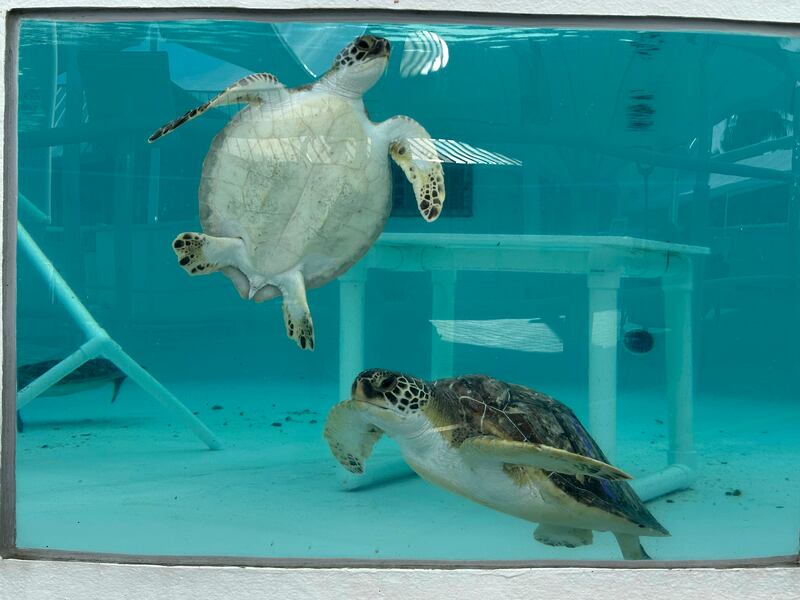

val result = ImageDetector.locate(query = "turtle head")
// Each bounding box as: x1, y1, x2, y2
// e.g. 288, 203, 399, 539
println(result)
320, 35, 391, 98
351, 369, 432, 430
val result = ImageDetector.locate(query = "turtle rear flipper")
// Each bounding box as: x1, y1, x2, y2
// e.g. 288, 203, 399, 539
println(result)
275, 271, 315, 351
148, 73, 287, 142
324, 400, 384, 474
614, 533, 652, 560
458, 436, 632, 480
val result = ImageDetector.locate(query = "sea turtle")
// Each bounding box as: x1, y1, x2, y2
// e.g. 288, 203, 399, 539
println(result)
148, 35, 445, 350
16, 358, 127, 432
325, 369, 670, 560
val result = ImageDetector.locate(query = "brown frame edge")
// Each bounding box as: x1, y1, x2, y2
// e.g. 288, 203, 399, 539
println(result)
0, 5, 799, 570
6, 548, 800, 569
0, 8, 19, 560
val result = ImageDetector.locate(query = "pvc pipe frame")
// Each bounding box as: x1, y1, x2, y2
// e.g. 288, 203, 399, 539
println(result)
15, 223, 222, 450
338, 235, 702, 500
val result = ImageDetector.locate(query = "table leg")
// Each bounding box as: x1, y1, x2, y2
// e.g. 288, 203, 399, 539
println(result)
663, 259, 697, 470
588, 273, 620, 462
339, 267, 367, 401
431, 270, 457, 380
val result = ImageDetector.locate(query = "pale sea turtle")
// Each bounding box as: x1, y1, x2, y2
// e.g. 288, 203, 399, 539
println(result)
325, 370, 670, 560
148, 35, 445, 350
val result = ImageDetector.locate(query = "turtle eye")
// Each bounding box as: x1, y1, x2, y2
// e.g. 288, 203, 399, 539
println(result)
375, 374, 396, 392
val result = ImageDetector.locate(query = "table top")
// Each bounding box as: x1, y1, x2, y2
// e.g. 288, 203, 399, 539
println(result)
375, 233, 710, 256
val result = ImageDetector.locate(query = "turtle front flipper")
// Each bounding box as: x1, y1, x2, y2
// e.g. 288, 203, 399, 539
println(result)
172, 232, 246, 276
275, 271, 315, 351
380, 116, 445, 222
324, 400, 384, 475
534, 524, 593, 549
148, 72, 287, 142
458, 436, 632, 481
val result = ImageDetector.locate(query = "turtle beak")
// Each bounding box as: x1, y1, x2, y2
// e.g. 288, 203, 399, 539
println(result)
352, 378, 374, 400
351, 378, 393, 411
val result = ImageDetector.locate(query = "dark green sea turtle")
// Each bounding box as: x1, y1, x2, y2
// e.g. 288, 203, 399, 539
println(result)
16, 358, 127, 432
325, 370, 669, 560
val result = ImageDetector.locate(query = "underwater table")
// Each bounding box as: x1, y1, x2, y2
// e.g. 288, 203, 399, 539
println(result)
338, 233, 710, 502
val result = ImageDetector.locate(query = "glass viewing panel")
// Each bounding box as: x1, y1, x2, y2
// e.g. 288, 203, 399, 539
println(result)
12, 18, 800, 561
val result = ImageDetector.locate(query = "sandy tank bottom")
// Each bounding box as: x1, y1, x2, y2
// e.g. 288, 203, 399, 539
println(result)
13, 375, 799, 560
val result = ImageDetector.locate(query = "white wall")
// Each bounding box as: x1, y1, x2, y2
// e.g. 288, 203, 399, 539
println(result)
1, 2, 798, 599
1, 562, 800, 600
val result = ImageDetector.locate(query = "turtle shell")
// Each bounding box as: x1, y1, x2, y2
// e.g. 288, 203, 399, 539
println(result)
432, 375, 668, 535
17, 358, 126, 397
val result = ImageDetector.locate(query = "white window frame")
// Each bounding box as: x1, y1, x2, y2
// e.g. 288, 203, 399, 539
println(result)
1, 2, 798, 598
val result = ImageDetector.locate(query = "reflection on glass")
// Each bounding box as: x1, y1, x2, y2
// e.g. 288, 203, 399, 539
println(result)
429, 138, 522, 166
431, 318, 564, 353
13, 19, 800, 562
400, 30, 449, 78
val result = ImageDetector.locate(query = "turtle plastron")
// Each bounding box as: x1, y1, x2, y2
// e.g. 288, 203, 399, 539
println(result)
149, 36, 445, 350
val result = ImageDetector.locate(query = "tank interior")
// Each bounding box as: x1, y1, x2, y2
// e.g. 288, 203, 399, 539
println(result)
13, 20, 800, 560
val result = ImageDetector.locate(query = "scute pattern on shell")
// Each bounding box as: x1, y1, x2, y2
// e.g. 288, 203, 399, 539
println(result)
429, 375, 669, 535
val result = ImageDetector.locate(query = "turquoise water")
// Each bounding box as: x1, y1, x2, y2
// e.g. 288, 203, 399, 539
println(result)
13, 19, 800, 561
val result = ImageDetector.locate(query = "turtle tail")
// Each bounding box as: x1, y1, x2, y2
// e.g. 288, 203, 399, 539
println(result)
614, 533, 652, 560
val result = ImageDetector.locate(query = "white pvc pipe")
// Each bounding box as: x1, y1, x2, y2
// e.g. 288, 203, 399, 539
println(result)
17, 223, 104, 340
18, 194, 49, 224
15, 337, 101, 410
98, 337, 222, 450
587, 273, 620, 463
630, 464, 695, 502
